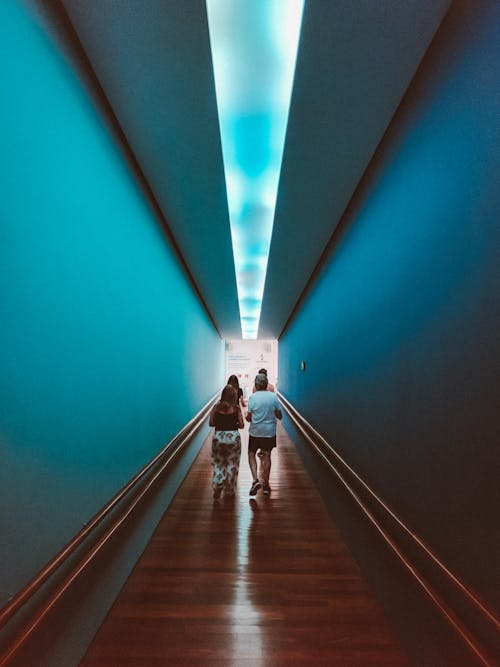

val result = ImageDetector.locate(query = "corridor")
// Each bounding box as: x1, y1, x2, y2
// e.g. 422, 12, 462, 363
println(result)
1, 0, 499, 665
80, 423, 409, 666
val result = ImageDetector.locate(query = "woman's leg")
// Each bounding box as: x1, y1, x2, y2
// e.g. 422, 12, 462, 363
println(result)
211, 437, 225, 498
224, 439, 241, 495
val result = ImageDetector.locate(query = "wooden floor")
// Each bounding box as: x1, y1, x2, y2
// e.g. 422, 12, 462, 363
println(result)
81, 422, 410, 666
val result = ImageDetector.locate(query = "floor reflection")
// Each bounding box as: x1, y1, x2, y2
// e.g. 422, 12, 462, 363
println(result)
81, 423, 409, 666
226, 424, 285, 665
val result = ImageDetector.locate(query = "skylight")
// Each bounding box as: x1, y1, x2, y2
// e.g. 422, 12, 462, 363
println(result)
206, 0, 304, 339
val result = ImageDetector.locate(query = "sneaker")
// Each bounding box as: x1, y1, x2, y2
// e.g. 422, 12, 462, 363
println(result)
262, 483, 271, 495
249, 480, 262, 496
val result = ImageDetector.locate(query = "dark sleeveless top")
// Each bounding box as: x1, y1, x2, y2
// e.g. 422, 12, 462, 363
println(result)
213, 410, 239, 431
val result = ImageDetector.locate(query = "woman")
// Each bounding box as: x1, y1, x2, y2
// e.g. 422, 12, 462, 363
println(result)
209, 384, 244, 499
227, 374, 245, 407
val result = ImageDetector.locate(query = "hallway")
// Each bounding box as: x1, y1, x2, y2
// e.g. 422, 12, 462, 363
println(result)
81, 423, 409, 666
1, 1, 499, 665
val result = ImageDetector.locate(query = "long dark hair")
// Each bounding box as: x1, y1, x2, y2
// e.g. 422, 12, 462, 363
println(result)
219, 384, 237, 410
227, 374, 240, 390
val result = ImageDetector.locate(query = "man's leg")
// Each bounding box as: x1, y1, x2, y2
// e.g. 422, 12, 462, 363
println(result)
259, 450, 271, 486
248, 444, 262, 496
248, 449, 258, 482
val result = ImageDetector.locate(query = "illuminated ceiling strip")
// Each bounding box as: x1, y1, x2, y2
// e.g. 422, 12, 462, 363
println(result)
206, 0, 304, 338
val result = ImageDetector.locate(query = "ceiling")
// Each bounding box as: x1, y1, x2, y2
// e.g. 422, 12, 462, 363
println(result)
61, 0, 450, 340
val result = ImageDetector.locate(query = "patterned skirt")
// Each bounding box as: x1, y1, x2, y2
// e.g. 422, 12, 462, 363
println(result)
211, 430, 242, 495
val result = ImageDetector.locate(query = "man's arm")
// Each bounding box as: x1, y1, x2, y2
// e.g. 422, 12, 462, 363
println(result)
246, 395, 253, 422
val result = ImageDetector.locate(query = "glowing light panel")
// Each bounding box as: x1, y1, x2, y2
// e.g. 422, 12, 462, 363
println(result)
206, 0, 304, 338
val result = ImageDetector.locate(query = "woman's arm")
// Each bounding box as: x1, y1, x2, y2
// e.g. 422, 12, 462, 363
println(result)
238, 389, 247, 408
209, 403, 219, 427
236, 407, 244, 429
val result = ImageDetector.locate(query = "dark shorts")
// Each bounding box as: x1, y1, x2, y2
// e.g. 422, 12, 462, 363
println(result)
248, 435, 276, 453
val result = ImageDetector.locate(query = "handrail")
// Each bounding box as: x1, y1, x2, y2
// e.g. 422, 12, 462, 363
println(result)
0, 394, 217, 665
277, 391, 499, 667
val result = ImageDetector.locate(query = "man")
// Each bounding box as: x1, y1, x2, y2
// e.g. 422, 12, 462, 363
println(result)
246, 373, 282, 496
252, 368, 275, 392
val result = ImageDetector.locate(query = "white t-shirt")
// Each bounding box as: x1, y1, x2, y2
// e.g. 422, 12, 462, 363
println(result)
247, 390, 281, 438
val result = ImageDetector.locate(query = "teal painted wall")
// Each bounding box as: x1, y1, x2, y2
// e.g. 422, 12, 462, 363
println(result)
0, 0, 224, 603
279, 0, 499, 614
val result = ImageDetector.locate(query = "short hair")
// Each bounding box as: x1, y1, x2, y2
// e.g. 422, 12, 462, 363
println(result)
254, 373, 268, 390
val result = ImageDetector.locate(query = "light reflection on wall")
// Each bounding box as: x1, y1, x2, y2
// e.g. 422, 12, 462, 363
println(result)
206, 0, 304, 338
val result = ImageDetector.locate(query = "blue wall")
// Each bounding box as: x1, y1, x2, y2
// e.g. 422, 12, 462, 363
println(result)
0, 0, 224, 603
279, 0, 499, 611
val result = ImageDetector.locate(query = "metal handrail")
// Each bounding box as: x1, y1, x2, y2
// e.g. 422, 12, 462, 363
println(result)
0, 394, 217, 665
278, 391, 499, 667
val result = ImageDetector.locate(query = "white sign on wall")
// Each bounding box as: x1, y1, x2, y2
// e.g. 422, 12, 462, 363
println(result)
225, 339, 278, 399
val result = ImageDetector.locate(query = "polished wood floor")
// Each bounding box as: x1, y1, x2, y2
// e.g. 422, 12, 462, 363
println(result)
81, 422, 410, 666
